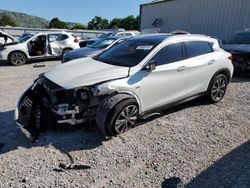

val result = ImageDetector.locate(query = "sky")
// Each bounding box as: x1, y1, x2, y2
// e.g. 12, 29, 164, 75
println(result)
0, 0, 151, 24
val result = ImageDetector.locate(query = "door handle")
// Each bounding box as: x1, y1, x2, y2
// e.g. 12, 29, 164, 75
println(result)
208, 60, 216, 65
177, 66, 186, 72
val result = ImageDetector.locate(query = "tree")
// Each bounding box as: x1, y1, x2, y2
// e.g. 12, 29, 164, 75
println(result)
119, 15, 139, 30
49, 17, 68, 29
0, 14, 16, 27
109, 18, 122, 29
71, 23, 86, 30
88, 16, 109, 30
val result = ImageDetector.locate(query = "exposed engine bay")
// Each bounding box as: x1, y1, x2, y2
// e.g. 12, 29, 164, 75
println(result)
15, 76, 104, 141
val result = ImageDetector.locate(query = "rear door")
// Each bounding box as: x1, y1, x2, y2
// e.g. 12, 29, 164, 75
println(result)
48, 34, 66, 56
139, 42, 188, 111
183, 41, 218, 96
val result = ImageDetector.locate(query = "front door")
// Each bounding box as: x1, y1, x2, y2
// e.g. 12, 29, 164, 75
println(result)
28, 35, 47, 58
138, 42, 188, 111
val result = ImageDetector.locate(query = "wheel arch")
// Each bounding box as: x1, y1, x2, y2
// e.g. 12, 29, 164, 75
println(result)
95, 93, 139, 136
8, 50, 28, 65
8, 50, 28, 61
62, 47, 73, 53
207, 68, 231, 91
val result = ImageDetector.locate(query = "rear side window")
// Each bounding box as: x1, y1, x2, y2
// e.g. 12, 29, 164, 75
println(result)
61, 34, 69, 40
151, 43, 183, 66
184, 41, 213, 59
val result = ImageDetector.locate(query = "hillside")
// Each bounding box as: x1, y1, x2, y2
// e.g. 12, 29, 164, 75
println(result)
0, 9, 80, 28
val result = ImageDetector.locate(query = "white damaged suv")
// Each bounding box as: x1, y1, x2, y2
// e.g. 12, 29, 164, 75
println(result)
0, 31, 80, 66
15, 34, 234, 141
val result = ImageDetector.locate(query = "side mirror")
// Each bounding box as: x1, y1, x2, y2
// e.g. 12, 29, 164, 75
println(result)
144, 60, 156, 71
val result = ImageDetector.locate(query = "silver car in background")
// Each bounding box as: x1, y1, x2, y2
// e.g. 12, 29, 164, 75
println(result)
15, 34, 233, 141
62, 37, 126, 63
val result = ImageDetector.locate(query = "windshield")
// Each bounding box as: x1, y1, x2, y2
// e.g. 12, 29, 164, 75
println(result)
98, 33, 112, 39
95, 39, 158, 67
89, 38, 116, 49
228, 33, 250, 44
18, 35, 34, 43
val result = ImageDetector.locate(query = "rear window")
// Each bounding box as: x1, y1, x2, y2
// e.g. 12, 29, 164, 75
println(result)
184, 41, 213, 59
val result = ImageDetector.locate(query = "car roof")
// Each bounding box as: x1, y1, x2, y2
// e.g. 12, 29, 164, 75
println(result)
127, 33, 217, 46
35, 31, 70, 35
234, 30, 250, 35
128, 34, 171, 44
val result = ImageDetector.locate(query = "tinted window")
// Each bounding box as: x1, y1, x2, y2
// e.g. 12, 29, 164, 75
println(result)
95, 40, 158, 67
48, 34, 61, 42
184, 41, 213, 59
61, 34, 69, 40
151, 43, 183, 66
89, 38, 116, 49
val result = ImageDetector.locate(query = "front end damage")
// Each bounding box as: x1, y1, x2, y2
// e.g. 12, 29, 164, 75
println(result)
15, 76, 104, 141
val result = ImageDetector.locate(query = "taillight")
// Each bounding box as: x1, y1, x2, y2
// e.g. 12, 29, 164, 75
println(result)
228, 55, 234, 62
74, 38, 80, 43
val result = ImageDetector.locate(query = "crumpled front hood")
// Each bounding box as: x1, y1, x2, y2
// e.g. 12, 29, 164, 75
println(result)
44, 57, 129, 89
222, 44, 250, 54
64, 47, 102, 60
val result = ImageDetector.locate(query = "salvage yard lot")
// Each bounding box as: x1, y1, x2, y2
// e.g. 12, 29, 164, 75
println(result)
0, 60, 249, 188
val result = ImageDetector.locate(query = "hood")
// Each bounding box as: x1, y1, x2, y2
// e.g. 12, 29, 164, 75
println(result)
222, 44, 250, 54
64, 47, 102, 61
0, 31, 18, 47
45, 57, 129, 89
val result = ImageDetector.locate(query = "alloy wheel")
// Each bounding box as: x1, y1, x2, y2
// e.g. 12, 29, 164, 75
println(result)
10, 52, 26, 65
211, 76, 227, 102
114, 105, 138, 134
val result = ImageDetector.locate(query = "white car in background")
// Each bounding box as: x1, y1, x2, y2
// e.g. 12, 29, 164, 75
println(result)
15, 34, 234, 141
0, 31, 80, 66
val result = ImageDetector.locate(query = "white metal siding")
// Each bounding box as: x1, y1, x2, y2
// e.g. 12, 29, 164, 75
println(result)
140, 0, 250, 40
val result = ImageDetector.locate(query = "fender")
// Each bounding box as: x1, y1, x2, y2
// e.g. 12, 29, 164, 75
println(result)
95, 93, 135, 136
207, 68, 232, 91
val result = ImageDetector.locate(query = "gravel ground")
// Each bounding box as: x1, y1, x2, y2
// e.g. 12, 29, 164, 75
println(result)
0, 61, 249, 188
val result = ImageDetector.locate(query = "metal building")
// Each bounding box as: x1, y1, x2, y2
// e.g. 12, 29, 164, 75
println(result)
140, 0, 250, 40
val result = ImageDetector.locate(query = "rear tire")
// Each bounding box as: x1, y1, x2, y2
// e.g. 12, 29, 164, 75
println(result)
105, 99, 139, 137
9, 52, 27, 66
207, 74, 228, 103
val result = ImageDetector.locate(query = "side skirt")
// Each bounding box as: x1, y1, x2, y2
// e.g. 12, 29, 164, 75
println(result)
141, 92, 207, 120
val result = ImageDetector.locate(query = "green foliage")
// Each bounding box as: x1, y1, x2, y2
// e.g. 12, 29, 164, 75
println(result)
88, 15, 139, 30
70, 23, 86, 30
119, 15, 139, 30
0, 14, 16, 26
88, 16, 109, 30
109, 18, 122, 29
49, 17, 68, 29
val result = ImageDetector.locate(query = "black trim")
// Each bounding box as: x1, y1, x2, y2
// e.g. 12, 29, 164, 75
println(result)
140, 0, 173, 7
141, 92, 206, 119
139, 5, 142, 31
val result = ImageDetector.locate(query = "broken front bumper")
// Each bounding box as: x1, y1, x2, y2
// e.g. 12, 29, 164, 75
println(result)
15, 77, 93, 141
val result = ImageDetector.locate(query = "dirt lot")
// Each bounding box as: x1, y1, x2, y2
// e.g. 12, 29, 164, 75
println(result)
0, 60, 249, 188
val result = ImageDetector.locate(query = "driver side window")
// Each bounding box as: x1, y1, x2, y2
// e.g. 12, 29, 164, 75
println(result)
151, 42, 183, 66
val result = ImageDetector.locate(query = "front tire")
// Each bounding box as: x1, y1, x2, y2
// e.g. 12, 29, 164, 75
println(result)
105, 99, 139, 137
9, 52, 27, 66
207, 74, 228, 103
